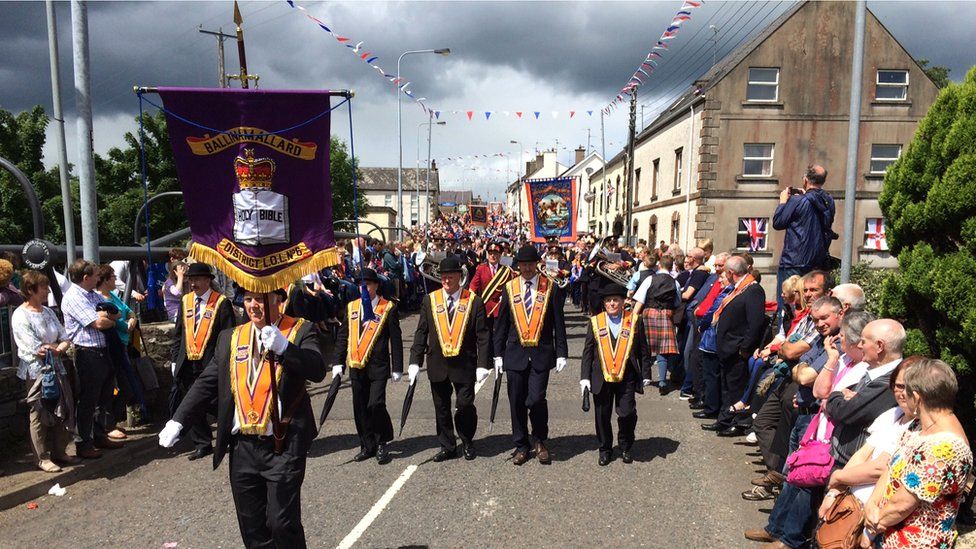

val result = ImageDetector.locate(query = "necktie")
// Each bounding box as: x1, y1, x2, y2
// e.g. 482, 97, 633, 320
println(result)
447, 295, 456, 320
491, 265, 496, 276
523, 280, 533, 316
194, 296, 203, 328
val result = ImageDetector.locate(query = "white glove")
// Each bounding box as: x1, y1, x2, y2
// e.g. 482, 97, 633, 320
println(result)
260, 325, 289, 355
171, 362, 176, 376
556, 357, 567, 373
407, 364, 421, 384
391, 372, 402, 382
158, 420, 183, 448
476, 367, 491, 383
579, 379, 591, 396
493, 356, 504, 375
331, 365, 343, 379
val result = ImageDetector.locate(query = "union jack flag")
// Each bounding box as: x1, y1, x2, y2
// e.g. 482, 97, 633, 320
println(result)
606, 182, 615, 197
740, 217, 767, 252
865, 218, 887, 250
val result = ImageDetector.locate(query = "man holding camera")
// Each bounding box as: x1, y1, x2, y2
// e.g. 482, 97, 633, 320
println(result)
772, 165, 837, 307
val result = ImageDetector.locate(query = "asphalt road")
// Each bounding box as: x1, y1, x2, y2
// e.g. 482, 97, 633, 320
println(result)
0, 307, 769, 548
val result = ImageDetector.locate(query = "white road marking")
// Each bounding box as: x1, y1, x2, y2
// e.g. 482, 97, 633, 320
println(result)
336, 464, 418, 549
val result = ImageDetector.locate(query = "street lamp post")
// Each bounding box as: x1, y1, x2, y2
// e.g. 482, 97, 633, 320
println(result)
417, 117, 446, 226
509, 139, 523, 235
397, 47, 450, 230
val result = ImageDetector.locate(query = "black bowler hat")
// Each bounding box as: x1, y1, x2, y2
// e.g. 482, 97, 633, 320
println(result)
514, 245, 541, 263
360, 268, 382, 283
185, 262, 215, 279
600, 283, 628, 299
439, 256, 464, 274
272, 288, 288, 299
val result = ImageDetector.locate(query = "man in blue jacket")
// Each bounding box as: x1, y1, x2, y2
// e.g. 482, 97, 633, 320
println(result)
772, 165, 837, 307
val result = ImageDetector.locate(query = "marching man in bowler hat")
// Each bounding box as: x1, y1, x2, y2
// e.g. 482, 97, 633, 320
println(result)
493, 245, 569, 465
160, 287, 325, 548
170, 262, 237, 461
331, 268, 403, 464
580, 282, 648, 466
408, 256, 491, 461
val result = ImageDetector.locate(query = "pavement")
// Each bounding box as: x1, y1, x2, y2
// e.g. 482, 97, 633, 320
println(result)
0, 307, 972, 548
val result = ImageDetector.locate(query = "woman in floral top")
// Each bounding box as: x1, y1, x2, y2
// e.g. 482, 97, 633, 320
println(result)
864, 358, 973, 548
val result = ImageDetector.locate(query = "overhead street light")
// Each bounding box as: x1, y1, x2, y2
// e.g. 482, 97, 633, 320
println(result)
417, 119, 446, 226
510, 140, 524, 229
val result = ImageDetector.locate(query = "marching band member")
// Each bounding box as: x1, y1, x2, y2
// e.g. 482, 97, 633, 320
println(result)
408, 257, 491, 461
170, 263, 237, 461
493, 245, 569, 465
160, 288, 325, 548
468, 241, 516, 345
332, 268, 403, 464
580, 283, 648, 466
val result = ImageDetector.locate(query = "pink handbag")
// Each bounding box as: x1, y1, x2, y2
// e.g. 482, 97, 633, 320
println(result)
786, 410, 835, 487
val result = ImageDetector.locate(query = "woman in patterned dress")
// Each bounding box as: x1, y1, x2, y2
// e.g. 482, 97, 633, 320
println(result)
864, 358, 973, 548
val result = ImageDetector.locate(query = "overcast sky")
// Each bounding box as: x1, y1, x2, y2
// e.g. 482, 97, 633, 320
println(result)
1, 0, 974, 202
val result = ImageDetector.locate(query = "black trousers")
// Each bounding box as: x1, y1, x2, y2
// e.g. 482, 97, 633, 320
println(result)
593, 379, 638, 454
754, 380, 798, 472
716, 354, 750, 429
74, 347, 115, 448
701, 351, 722, 416
349, 370, 393, 453
176, 360, 214, 450
429, 379, 477, 451
688, 329, 706, 397
506, 365, 550, 453
229, 436, 307, 549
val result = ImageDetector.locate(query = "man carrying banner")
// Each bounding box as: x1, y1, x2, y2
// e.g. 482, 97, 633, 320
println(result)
331, 268, 402, 464
468, 242, 515, 343
580, 283, 647, 466
170, 262, 237, 461
408, 257, 491, 461
160, 288, 324, 548
494, 245, 569, 465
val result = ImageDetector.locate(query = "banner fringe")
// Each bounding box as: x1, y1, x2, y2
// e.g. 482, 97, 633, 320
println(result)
189, 242, 341, 293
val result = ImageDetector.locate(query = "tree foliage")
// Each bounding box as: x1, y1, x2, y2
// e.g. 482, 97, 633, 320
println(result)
0, 106, 367, 250
879, 66, 976, 413
916, 58, 952, 90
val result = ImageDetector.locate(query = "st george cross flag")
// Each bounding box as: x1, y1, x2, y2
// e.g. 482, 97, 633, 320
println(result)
739, 218, 767, 252
157, 88, 341, 292
866, 218, 887, 250
525, 177, 578, 243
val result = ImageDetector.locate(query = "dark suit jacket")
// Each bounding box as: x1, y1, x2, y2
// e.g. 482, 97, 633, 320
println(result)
493, 279, 568, 371
408, 291, 490, 383
170, 294, 237, 375
715, 282, 767, 362
332, 300, 404, 380
173, 320, 326, 469
580, 315, 648, 396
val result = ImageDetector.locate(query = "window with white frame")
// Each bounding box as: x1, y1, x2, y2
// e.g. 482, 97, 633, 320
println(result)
670, 213, 680, 244
876, 70, 908, 101
634, 167, 641, 205
743, 143, 774, 177
384, 194, 393, 207
673, 148, 683, 192
870, 144, 902, 174
746, 68, 779, 102
864, 218, 888, 251
652, 158, 660, 198
737, 217, 769, 252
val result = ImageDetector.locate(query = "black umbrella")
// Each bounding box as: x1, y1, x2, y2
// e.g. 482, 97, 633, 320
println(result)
398, 379, 418, 438
488, 369, 503, 432
581, 387, 591, 412
317, 375, 343, 430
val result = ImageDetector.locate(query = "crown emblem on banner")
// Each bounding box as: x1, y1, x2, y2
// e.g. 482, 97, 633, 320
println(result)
235, 148, 276, 190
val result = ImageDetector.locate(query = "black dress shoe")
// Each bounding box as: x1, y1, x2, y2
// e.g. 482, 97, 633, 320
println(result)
717, 426, 748, 437
692, 411, 718, 419
354, 449, 376, 462
688, 400, 705, 410
187, 446, 213, 461
376, 444, 391, 465
432, 448, 458, 462
620, 450, 633, 464
658, 385, 672, 396
462, 442, 476, 461
598, 452, 612, 466
700, 422, 724, 431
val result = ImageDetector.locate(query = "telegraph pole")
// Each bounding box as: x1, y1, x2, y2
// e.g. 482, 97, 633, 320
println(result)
841, 0, 866, 283
199, 26, 235, 88
71, 0, 98, 262
624, 91, 637, 244
600, 111, 608, 235
46, 0, 76, 263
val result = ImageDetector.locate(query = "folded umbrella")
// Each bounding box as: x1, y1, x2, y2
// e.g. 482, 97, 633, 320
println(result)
582, 387, 591, 412
317, 375, 343, 430
398, 378, 417, 438
488, 368, 503, 432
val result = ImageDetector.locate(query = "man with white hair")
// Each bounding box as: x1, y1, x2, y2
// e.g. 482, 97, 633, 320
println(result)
830, 283, 866, 312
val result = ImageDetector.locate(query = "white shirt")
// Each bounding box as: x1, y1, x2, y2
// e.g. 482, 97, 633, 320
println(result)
110, 260, 129, 294
865, 358, 901, 382
607, 313, 623, 339
832, 356, 868, 391
633, 269, 681, 306
520, 274, 540, 306
192, 289, 212, 325
851, 407, 912, 503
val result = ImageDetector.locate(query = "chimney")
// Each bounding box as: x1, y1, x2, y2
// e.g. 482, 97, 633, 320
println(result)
575, 146, 585, 165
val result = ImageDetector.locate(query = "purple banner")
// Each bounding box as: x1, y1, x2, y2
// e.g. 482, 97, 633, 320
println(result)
157, 88, 339, 292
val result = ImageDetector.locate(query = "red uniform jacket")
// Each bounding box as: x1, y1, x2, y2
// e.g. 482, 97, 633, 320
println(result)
468, 262, 513, 318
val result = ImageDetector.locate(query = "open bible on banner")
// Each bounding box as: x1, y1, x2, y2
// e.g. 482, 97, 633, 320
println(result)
157, 88, 341, 292
524, 177, 577, 243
